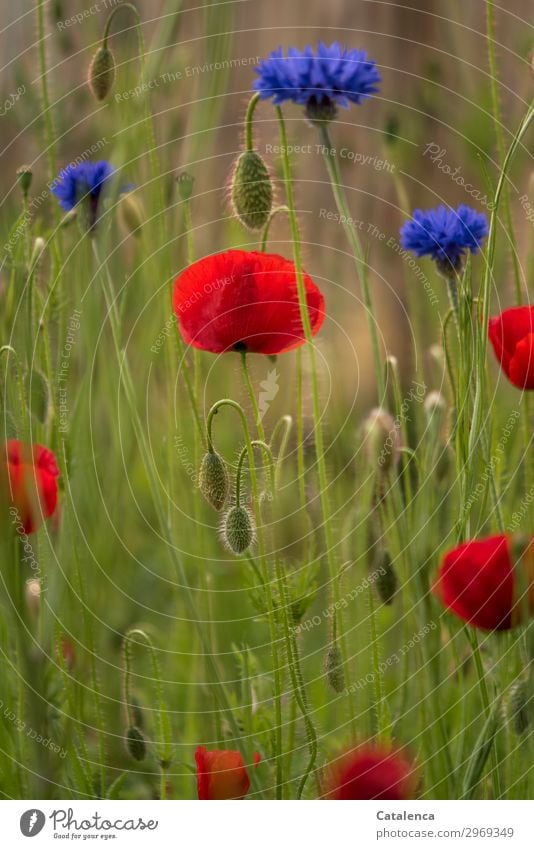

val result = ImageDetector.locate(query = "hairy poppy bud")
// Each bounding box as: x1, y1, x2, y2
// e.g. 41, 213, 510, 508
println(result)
374, 549, 398, 605
119, 192, 144, 237
88, 45, 116, 101
17, 165, 33, 197
231, 150, 273, 231
363, 408, 400, 474
508, 678, 532, 736
324, 644, 345, 693
199, 451, 229, 512
223, 505, 255, 554
125, 726, 146, 761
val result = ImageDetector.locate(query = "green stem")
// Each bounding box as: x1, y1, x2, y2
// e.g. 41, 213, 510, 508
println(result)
276, 106, 351, 725
318, 122, 384, 401
91, 243, 250, 772
244, 93, 260, 151
260, 205, 289, 252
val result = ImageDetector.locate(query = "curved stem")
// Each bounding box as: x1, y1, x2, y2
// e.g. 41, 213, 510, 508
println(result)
260, 205, 290, 252
244, 93, 261, 151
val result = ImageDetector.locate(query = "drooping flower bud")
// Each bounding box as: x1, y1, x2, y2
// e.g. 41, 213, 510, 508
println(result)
17, 165, 33, 197
199, 450, 229, 512
223, 505, 255, 554
324, 644, 345, 693
231, 150, 273, 231
88, 45, 116, 101
125, 726, 147, 761
374, 548, 398, 605
363, 408, 400, 474
508, 678, 532, 736
119, 191, 144, 237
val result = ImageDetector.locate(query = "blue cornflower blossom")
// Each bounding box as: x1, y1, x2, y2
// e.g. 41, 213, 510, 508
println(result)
52, 160, 116, 231
400, 204, 488, 273
253, 42, 381, 120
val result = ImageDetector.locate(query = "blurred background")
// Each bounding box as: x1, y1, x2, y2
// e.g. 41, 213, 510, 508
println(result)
0, 0, 533, 799
1, 0, 533, 402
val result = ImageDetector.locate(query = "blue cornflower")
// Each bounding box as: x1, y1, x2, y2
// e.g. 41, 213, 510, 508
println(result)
52, 160, 116, 230
253, 42, 381, 120
400, 204, 488, 273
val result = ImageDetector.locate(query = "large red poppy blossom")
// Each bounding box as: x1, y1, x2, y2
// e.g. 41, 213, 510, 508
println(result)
488, 306, 534, 389
195, 746, 261, 800
323, 743, 417, 800
2, 440, 60, 534
173, 250, 325, 355
433, 533, 534, 631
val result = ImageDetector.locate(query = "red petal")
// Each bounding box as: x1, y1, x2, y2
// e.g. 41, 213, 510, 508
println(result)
173, 250, 325, 355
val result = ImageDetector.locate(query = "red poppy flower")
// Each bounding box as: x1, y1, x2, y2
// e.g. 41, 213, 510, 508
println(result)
433, 533, 534, 631
173, 250, 325, 355
195, 746, 261, 800
323, 744, 416, 800
488, 306, 534, 389
2, 440, 60, 534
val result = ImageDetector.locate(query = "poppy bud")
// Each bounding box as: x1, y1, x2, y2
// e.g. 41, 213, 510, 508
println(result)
125, 726, 146, 761
222, 505, 255, 554
374, 549, 398, 605
363, 408, 400, 474
231, 150, 273, 231
508, 678, 532, 736
324, 644, 345, 693
119, 192, 144, 237
176, 171, 194, 202
199, 451, 229, 512
88, 45, 116, 101
17, 165, 33, 197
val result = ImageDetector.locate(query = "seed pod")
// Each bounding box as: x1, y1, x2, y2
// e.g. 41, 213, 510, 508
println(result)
324, 644, 345, 693
374, 549, 398, 605
17, 165, 33, 197
231, 150, 273, 231
119, 192, 144, 237
125, 726, 146, 761
509, 679, 531, 735
363, 407, 400, 474
199, 451, 229, 511
223, 505, 255, 554
88, 45, 116, 101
